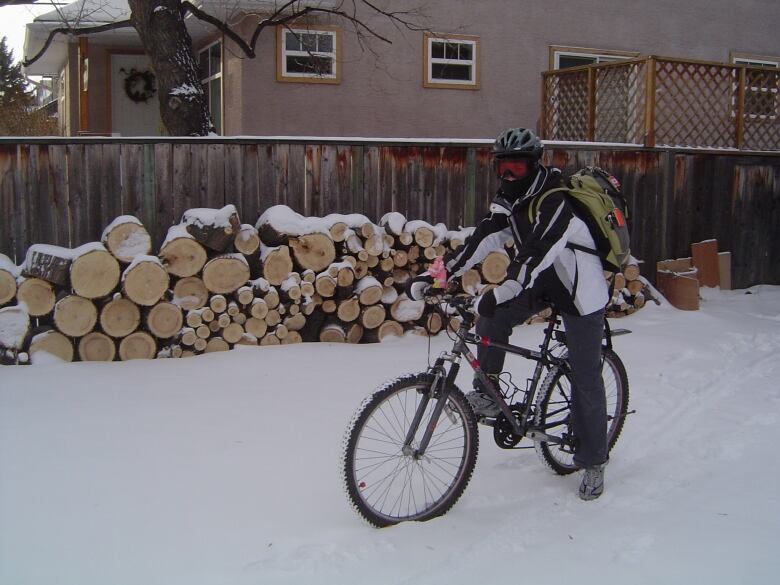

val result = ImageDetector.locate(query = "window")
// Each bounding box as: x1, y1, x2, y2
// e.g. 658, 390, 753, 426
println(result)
277, 26, 341, 83
549, 46, 639, 70
732, 55, 779, 118
424, 33, 479, 89
199, 41, 222, 134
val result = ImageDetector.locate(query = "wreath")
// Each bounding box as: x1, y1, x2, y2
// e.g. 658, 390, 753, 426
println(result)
120, 68, 157, 103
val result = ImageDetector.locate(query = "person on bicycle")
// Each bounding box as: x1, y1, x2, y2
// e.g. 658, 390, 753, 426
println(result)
408, 127, 610, 500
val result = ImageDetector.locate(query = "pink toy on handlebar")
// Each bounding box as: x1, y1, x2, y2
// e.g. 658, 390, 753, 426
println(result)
429, 256, 447, 289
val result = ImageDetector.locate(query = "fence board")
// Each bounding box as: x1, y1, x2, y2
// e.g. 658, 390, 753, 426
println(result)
0, 138, 777, 289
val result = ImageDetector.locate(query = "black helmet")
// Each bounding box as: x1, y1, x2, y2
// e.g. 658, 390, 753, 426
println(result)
493, 128, 543, 160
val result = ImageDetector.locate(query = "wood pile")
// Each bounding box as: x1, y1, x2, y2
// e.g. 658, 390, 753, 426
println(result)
0, 204, 648, 365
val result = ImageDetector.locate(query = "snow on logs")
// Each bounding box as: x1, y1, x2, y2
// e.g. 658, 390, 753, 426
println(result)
0, 206, 649, 365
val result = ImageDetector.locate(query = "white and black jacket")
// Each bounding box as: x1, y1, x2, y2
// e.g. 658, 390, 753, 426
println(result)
445, 166, 609, 316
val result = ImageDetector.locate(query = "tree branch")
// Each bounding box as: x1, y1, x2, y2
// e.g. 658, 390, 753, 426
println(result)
22, 20, 134, 67
180, 1, 255, 58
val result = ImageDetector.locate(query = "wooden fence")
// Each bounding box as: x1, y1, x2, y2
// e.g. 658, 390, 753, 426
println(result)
541, 56, 780, 151
1, 137, 778, 289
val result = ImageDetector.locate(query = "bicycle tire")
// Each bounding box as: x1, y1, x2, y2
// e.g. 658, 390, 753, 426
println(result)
341, 372, 479, 527
534, 348, 629, 475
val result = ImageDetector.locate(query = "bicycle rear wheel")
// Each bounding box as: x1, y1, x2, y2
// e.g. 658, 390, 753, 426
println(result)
341, 372, 479, 527
534, 348, 629, 475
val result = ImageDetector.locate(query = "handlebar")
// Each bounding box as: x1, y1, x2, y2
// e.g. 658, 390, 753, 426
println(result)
422, 289, 475, 323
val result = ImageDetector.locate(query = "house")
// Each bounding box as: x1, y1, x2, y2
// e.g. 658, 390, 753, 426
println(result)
23, 0, 780, 140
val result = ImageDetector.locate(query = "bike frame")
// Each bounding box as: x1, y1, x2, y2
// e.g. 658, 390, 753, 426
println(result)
408, 310, 571, 458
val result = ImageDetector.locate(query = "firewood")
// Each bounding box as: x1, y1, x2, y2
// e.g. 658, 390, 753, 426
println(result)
300, 281, 315, 297
29, 329, 73, 363
159, 225, 208, 277
204, 337, 230, 353
362, 320, 404, 343
70, 246, 121, 299
236, 285, 255, 306
182, 205, 241, 252
79, 331, 116, 361
460, 269, 481, 295
261, 245, 294, 286
100, 296, 141, 338
315, 272, 336, 297
612, 272, 626, 292
209, 294, 228, 313
623, 258, 640, 281
363, 233, 384, 257
272, 324, 289, 340
321, 299, 337, 314
379, 212, 406, 237
410, 226, 434, 248
22, 244, 72, 286
234, 224, 261, 255
222, 322, 245, 344
346, 322, 364, 343
319, 319, 346, 343
216, 313, 231, 328
336, 297, 361, 323
172, 276, 209, 310
344, 230, 368, 261
122, 256, 169, 306
359, 304, 386, 329
283, 313, 306, 331
235, 334, 258, 347
245, 317, 268, 338
226, 301, 240, 317
16, 277, 56, 316
355, 276, 383, 306
281, 331, 303, 344
193, 337, 208, 352
202, 254, 250, 294
329, 221, 349, 242
420, 310, 443, 335
265, 309, 282, 327
0, 262, 17, 305
280, 276, 302, 302
480, 251, 510, 284
180, 327, 197, 346
119, 331, 157, 360
381, 286, 399, 306
354, 261, 369, 280
250, 298, 269, 319
146, 301, 183, 339
54, 295, 97, 337
195, 325, 210, 339
259, 333, 280, 345
289, 233, 336, 272
232, 313, 247, 325
101, 215, 152, 263
626, 279, 644, 296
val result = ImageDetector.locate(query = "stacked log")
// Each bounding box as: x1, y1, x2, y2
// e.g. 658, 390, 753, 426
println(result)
0, 205, 649, 365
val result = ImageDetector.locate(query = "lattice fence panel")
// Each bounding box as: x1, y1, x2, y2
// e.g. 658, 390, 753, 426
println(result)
595, 62, 647, 144
542, 70, 589, 141
742, 67, 780, 151
653, 60, 737, 148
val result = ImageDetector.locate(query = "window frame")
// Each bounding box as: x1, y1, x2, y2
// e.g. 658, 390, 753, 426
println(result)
276, 25, 342, 84
731, 52, 779, 120
549, 45, 640, 70
198, 40, 223, 134
423, 33, 480, 90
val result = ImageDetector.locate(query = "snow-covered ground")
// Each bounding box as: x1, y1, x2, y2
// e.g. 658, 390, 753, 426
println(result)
1, 285, 779, 585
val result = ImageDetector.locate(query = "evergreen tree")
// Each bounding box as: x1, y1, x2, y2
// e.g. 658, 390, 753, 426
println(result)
0, 36, 32, 111
0, 36, 56, 136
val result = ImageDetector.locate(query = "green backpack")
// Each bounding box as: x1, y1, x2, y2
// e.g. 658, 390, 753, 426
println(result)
528, 166, 630, 273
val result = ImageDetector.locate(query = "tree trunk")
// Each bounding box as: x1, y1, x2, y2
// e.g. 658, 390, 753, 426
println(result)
128, 0, 214, 136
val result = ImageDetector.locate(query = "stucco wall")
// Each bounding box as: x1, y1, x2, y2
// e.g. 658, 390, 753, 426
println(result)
222, 0, 780, 138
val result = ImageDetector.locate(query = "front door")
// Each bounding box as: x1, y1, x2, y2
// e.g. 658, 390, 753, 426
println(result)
111, 54, 162, 136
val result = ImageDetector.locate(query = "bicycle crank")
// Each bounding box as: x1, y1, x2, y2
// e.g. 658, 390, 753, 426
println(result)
493, 406, 527, 449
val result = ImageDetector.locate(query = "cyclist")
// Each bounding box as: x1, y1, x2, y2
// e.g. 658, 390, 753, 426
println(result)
408, 128, 610, 500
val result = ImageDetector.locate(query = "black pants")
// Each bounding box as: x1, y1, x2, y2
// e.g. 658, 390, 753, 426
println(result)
476, 294, 608, 467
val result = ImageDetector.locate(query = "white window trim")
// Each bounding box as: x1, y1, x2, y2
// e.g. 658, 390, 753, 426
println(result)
277, 26, 341, 84
549, 46, 640, 70
198, 40, 223, 133
424, 33, 480, 90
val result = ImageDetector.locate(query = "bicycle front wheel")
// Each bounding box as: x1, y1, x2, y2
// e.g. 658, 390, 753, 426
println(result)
534, 348, 629, 475
341, 373, 479, 527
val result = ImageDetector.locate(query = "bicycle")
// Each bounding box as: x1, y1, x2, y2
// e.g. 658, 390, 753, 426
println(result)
340, 292, 631, 527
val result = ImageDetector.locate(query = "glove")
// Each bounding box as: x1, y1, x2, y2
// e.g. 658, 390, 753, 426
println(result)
474, 289, 497, 317
474, 280, 524, 318
406, 273, 434, 301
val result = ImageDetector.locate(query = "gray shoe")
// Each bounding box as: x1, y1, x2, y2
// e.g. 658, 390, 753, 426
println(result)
465, 391, 501, 417
578, 465, 605, 500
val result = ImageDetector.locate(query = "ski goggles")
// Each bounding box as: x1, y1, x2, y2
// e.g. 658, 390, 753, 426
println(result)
494, 157, 532, 180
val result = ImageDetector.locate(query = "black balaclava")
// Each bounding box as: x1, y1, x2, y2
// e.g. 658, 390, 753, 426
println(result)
499, 161, 540, 203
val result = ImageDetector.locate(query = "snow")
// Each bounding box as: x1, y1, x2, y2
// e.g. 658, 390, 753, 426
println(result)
182, 205, 238, 230
100, 215, 143, 240
0, 254, 19, 277
379, 211, 406, 235
0, 304, 29, 349
161, 223, 195, 247
1, 285, 780, 584
122, 254, 163, 280
22, 242, 105, 266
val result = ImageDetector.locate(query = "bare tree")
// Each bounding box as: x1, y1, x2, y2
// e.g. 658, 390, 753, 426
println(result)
16, 0, 426, 135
